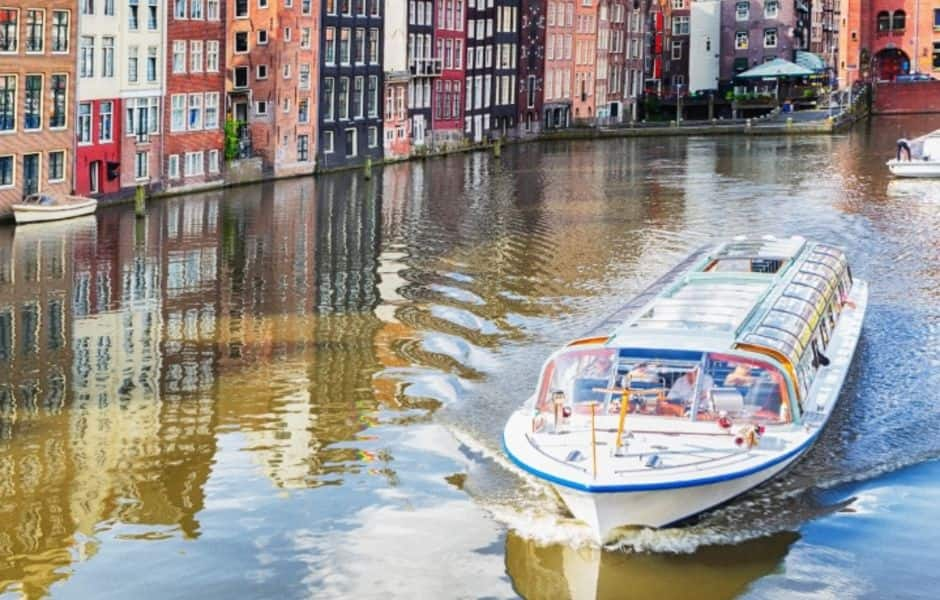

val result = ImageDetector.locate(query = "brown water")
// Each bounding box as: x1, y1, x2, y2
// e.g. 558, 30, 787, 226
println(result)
2, 116, 940, 599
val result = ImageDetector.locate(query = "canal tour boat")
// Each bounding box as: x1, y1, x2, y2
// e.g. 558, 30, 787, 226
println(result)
503, 236, 867, 543
887, 130, 940, 178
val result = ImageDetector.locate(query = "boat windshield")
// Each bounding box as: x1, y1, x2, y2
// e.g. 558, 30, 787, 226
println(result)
534, 348, 791, 424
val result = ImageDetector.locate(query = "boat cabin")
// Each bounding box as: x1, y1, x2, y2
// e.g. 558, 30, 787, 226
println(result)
532, 237, 853, 427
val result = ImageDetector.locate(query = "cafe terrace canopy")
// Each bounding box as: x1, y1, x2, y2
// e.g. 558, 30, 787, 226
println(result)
735, 58, 814, 80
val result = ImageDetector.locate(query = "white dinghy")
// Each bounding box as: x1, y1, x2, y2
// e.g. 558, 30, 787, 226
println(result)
887, 130, 940, 178
13, 193, 97, 225
503, 236, 867, 543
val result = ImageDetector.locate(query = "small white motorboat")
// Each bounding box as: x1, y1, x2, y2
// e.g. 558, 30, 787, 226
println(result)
887, 130, 940, 177
503, 236, 867, 543
13, 193, 97, 224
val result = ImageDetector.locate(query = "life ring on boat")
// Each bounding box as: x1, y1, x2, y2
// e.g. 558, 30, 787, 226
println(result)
897, 139, 912, 161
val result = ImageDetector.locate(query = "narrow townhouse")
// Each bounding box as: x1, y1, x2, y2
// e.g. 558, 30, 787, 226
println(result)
623, 1, 647, 120
595, 0, 609, 123
318, 0, 383, 169
384, 0, 411, 158
572, 0, 597, 123
491, 0, 518, 137
431, 0, 465, 147
688, 0, 719, 96
228, 0, 319, 176
601, 0, 626, 124
164, 0, 226, 191
76, 0, 122, 197
544, 0, 573, 129
464, 0, 493, 142
406, 0, 435, 149
663, 0, 689, 95
517, 0, 546, 136
120, 0, 166, 191
645, 1, 664, 98
721, 0, 804, 85
0, 0, 77, 217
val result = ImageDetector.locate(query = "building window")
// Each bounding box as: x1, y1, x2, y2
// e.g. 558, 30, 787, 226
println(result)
191, 0, 203, 19
171, 94, 185, 130
934, 42, 940, 70
0, 155, 12, 186
258, 0, 268, 7
298, 99, 309, 123
325, 27, 335, 63
257, 64, 268, 79
128, 46, 138, 82
284, 27, 291, 42
764, 0, 778, 19
340, 28, 350, 64
299, 64, 310, 89
935, 9, 940, 29
174, 0, 186, 18
52, 11, 69, 52
105, 0, 114, 15
128, 0, 139, 29
234, 66, 248, 88
735, 1, 748, 21
257, 29, 268, 45
147, 46, 157, 81
352, 76, 363, 118
301, 27, 311, 49
205, 92, 219, 128
173, 40, 186, 73
208, 0, 219, 19
282, 63, 291, 79
235, 31, 248, 53
323, 77, 335, 120
345, 128, 357, 157
135, 151, 149, 179
282, 96, 291, 113
184, 151, 203, 176
51, 75, 66, 127
99, 101, 113, 141
671, 0, 684, 8
255, 100, 267, 115
297, 134, 309, 161
877, 11, 890, 32
369, 28, 379, 63
763, 28, 777, 48
48, 150, 65, 182
367, 76, 378, 117
671, 40, 682, 60
208, 149, 219, 173
236, 0, 248, 17
24, 75, 41, 130
148, 0, 158, 29
354, 28, 364, 63
302, 0, 311, 15
671, 16, 688, 36
0, 9, 18, 52
367, 126, 377, 148
323, 130, 334, 153
188, 93, 202, 129
78, 103, 92, 142
25, 10, 43, 53
191, 41, 203, 72
102, 37, 115, 77
338, 77, 349, 119
892, 10, 905, 31
168, 154, 180, 178
735, 31, 748, 50
207, 41, 219, 71
81, 36, 95, 77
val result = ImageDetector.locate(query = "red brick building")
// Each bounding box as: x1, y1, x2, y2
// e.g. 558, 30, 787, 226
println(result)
431, 0, 465, 147
0, 2, 77, 217
164, 0, 227, 191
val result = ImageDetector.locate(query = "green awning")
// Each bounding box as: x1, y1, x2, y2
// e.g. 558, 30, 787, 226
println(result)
795, 50, 827, 73
735, 58, 814, 79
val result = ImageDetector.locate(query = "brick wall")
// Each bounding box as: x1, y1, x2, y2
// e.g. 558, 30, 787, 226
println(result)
873, 81, 940, 115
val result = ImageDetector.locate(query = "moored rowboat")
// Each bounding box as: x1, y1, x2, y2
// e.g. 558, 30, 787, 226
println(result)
13, 193, 97, 224
503, 236, 867, 543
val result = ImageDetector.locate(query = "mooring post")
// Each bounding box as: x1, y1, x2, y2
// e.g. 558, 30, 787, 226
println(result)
493, 138, 501, 158
134, 184, 146, 218
363, 156, 372, 180
786, 117, 793, 129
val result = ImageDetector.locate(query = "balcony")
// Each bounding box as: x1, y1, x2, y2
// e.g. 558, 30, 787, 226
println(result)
409, 57, 443, 77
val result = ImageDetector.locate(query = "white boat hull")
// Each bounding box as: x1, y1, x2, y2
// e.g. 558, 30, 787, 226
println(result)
13, 199, 97, 224
886, 159, 940, 178
555, 453, 800, 542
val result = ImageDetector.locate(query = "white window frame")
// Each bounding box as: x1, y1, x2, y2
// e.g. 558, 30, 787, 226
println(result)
168, 153, 180, 178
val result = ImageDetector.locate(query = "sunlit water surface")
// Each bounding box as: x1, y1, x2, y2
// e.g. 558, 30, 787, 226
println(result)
2, 116, 940, 599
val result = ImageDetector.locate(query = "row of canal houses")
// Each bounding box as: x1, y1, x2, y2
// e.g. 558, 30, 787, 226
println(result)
0, 0, 921, 216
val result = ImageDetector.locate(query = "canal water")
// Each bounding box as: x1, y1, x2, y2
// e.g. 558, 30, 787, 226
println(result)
2, 116, 940, 599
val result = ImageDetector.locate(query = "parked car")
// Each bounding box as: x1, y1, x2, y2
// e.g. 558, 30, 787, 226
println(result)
895, 73, 936, 82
